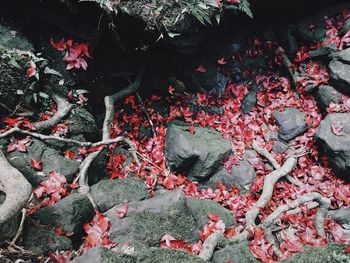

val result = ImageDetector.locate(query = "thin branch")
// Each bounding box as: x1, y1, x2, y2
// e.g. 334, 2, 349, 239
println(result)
33, 94, 74, 130
10, 208, 26, 245
136, 92, 156, 137
275, 47, 300, 91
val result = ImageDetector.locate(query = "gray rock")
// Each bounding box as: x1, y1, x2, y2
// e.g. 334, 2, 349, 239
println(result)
230, 161, 256, 193
137, 247, 205, 263
6, 139, 79, 187
243, 150, 263, 166
87, 147, 109, 185
329, 60, 350, 95
33, 193, 94, 234
106, 190, 235, 250
71, 246, 135, 263
0, 193, 20, 243
273, 140, 289, 154
316, 113, 350, 179
211, 241, 259, 263
340, 18, 350, 35
309, 44, 337, 59
241, 90, 257, 115
273, 108, 306, 141
66, 107, 99, 141
328, 208, 350, 225
22, 224, 72, 254
90, 177, 149, 212
315, 85, 342, 111
207, 168, 237, 189
165, 122, 232, 181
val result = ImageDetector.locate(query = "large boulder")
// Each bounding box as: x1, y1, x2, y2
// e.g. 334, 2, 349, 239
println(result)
33, 193, 94, 235
0, 193, 20, 243
105, 190, 234, 250
329, 59, 350, 95
165, 122, 232, 181
273, 108, 307, 142
230, 161, 256, 193
71, 246, 136, 263
6, 139, 80, 187
22, 224, 72, 254
90, 177, 150, 212
316, 113, 350, 179
136, 247, 205, 263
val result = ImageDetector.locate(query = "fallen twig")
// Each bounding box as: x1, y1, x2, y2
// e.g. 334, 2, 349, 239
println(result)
10, 208, 27, 245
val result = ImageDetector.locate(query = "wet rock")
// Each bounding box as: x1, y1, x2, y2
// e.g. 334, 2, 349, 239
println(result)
165, 122, 232, 181
137, 247, 205, 263
66, 107, 99, 141
309, 44, 337, 59
212, 240, 259, 263
105, 190, 234, 250
6, 139, 80, 187
273, 140, 289, 154
33, 193, 94, 234
328, 208, 350, 225
230, 161, 256, 193
329, 59, 350, 95
22, 224, 72, 254
315, 85, 342, 111
316, 113, 350, 179
71, 246, 135, 263
90, 177, 149, 212
273, 108, 306, 141
280, 243, 350, 263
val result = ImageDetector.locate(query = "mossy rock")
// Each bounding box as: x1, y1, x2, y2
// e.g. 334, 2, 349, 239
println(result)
72, 246, 136, 263
90, 177, 150, 212
137, 247, 205, 263
211, 241, 259, 263
66, 107, 99, 141
0, 193, 20, 243
281, 243, 350, 263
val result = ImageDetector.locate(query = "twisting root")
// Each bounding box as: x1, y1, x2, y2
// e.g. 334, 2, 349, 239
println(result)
33, 94, 74, 130
0, 149, 32, 224
198, 232, 224, 262
252, 141, 303, 186
263, 192, 330, 256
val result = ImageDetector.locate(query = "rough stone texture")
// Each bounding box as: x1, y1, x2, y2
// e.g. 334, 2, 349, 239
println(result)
0, 193, 20, 243
273, 108, 306, 141
328, 208, 350, 225
309, 44, 337, 59
22, 224, 72, 254
280, 243, 350, 263
329, 59, 350, 95
273, 140, 289, 154
316, 113, 350, 179
106, 190, 235, 250
211, 241, 259, 263
315, 85, 342, 111
230, 161, 256, 193
33, 193, 94, 234
186, 197, 235, 229
90, 177, 150, 212
241, 90, 257, 115
72, 246, 136, 263
207, 168, 237, 189
165, 122, 232, 181
87, 147, 109, 185
66, 107, 99, 141
6, 139, 79, 187
137, 247, 205, 263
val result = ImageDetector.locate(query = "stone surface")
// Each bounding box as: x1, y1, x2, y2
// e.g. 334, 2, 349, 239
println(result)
212, 241, 259, 263
90, 177, 150, 212
105, 190, 234, 250
0, 193, 20, 243
230, 161, 256, 193
33, 193, 94, 234
6, 139, 79, 187
22, 224, 72, 254
71, 246, 135, 263
137, 247, 205, 263
165, 122, 232, 181
273, 108, 306, 141
329, 59, 350, 95
280, 243, 350, 263
315, 85, 342, 111
328, 208, 350, 225
316, 113, 350, 179
66, 107, 99, 141
273, 140, 289, 154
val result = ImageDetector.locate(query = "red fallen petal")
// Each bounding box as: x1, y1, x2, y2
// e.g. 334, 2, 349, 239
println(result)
186, 127, 196, 134
196, 65, 206, 73
344, 245, 350, 253
56, 228, 64, 235
218, 58, 227, 65
31, 159, 42, 170
168, 85, 175, 95
115, 204, 128, 219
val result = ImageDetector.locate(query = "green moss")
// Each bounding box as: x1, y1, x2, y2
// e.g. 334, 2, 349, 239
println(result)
281, 243, 350, 263
137, 247, 205, 263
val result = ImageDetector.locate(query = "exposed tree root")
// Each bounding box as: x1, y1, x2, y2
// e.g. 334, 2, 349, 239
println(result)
198, 232, 224, 262
0, 149, 32, 224
33, 94, 74, 130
